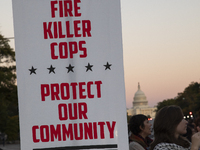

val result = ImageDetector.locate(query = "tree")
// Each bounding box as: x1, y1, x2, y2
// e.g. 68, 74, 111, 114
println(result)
146, 115, 151, 119
176, 82, 200, 118
0, 33, 19, 141
127, 113, 132, 123
156, 98, 177, 112
156, 82, 200, 118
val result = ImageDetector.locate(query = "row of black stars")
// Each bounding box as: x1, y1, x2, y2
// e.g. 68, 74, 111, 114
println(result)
29, 62, 112, 75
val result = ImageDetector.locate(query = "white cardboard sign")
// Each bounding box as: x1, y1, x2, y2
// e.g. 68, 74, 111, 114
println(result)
12, 0, 128, 149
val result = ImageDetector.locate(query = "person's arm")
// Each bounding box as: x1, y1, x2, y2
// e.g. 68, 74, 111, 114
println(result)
191, 127, 200, 150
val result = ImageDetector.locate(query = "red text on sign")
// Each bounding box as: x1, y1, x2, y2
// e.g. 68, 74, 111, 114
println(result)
43, 20, 91, 39
51, 0, 81, 18
58, 103, 88, 120
32, 121, 116, 142
41, 81, 102, 101
50, 41, 87, 59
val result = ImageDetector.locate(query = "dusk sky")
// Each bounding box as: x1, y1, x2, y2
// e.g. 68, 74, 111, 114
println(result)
1, 0, 200, 108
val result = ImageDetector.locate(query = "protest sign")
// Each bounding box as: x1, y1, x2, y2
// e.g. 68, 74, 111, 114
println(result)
12, 0, 128, 149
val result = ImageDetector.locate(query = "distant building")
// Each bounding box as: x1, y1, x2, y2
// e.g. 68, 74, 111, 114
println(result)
127, 83, 156, 118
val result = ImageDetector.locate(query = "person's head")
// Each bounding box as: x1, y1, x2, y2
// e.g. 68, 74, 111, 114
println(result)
150, 105, 189, 150
129, 114, 152, 138
154, 105, 187, 138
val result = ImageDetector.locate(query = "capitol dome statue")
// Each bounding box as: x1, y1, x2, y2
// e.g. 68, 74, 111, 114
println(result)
127, 83, 156, 118
133, 83, 148, 107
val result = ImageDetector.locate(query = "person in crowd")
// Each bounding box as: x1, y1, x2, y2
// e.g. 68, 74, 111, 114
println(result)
129, 114, 153, 150
150, 105, 200, 150
183, 123, 196, 142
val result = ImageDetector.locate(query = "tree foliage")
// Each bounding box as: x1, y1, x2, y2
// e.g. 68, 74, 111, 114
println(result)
156, 98, 177, 111
156, 82, 200, 118
0, 33, 19, 141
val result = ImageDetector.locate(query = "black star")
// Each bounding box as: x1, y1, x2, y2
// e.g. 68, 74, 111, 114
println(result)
66, 64, 74, 73
85, 63, 93, 72
47, 65, 56, 74
104, 62, 112, 70
29, 66, 37, 75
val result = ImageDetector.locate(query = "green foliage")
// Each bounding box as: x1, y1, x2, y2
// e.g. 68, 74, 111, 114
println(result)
0, 33, 19, 141
127, 113, 132, 123
5, 116, 19, 141
156, 99, 177, 112
0, 34, 15, 63
156, 82, 200, 118
146, 115, 151, 119
176, 82, 200, 117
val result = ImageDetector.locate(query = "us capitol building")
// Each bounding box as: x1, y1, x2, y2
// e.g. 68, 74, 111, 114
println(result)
127, 83, 156, 118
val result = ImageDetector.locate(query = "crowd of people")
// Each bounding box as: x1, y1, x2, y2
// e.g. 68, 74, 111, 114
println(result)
128, 105, 200, 150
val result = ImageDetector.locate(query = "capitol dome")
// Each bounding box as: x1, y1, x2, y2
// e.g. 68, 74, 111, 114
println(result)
133, 83, 148, 107
127, 83, 156, 118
